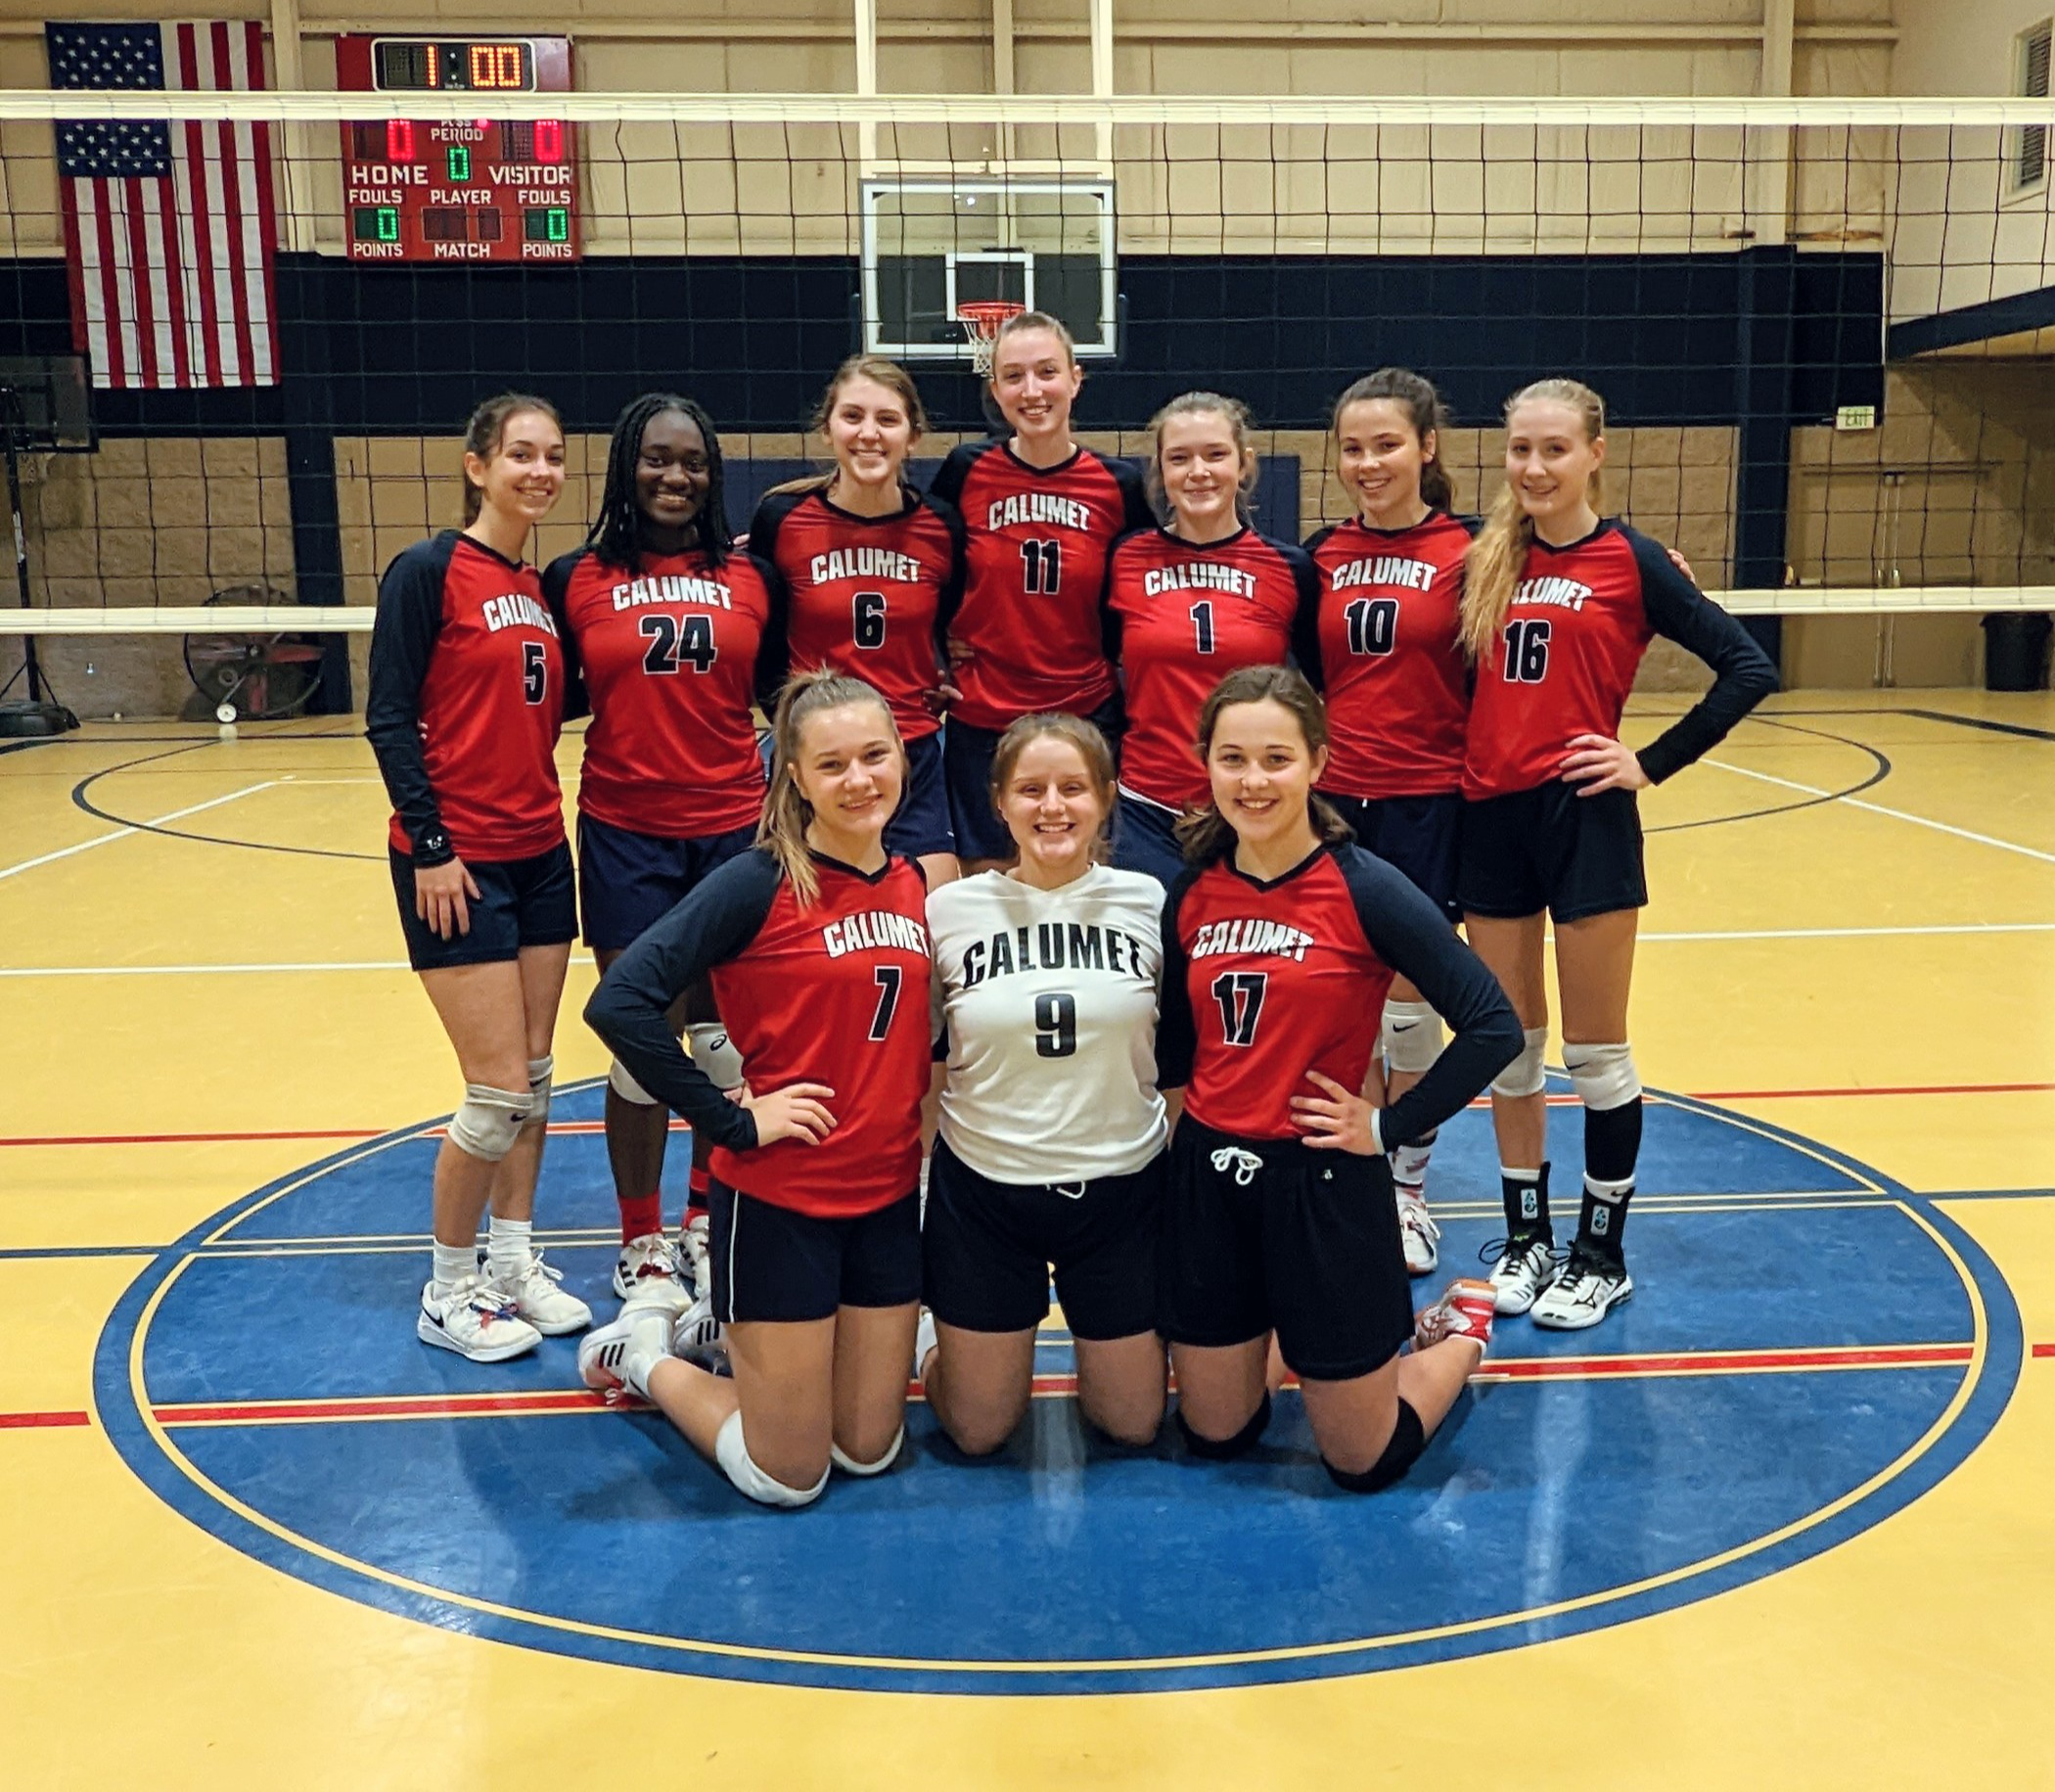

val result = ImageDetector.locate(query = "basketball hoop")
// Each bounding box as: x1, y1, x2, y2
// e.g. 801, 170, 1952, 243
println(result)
954, 299, 1025, 377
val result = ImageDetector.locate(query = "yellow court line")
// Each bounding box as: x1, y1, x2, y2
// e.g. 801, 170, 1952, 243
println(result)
124, 1195, 1989, 1678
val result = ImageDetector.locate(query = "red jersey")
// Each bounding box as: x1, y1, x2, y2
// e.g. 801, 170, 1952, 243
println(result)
929, 439, 1152, 728
1156, 843, 1519, 1148
586, 848, 934, 1218
1104, 526, 1318, 809
1461, 521, 1778, 799
367, 530, 566, 864
749, 487, 964, 741
545, 544, 782, 839
1304, 511, 1474, 800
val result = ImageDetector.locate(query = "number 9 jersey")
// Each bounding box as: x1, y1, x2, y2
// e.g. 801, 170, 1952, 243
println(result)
929, 864, 1168, 1183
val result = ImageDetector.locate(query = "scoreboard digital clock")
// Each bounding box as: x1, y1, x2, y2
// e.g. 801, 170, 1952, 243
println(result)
337, 35, 578, 264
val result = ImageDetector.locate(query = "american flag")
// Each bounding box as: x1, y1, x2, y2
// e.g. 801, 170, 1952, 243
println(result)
46, 21, 279, 390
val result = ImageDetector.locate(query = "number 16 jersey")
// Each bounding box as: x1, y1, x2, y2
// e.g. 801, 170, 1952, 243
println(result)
929, 864, 1168, 1184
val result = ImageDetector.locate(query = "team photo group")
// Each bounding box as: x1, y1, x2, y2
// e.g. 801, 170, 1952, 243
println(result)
365, 309, 1778, 1511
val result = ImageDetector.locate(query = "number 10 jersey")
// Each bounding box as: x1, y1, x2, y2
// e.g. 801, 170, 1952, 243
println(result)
929, 864, 1168, 1184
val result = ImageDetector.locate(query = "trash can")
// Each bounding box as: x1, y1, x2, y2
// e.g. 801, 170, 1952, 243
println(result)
1982, 612, 2053, 692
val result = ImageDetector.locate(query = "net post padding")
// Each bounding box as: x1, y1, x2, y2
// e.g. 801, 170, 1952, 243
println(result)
955, 300, 1026, 377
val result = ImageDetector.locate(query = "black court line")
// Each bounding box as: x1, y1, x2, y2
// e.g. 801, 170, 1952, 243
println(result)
1904, 708, 2055, 744
69, 742, 386, 864
1645, 714, 1892, 835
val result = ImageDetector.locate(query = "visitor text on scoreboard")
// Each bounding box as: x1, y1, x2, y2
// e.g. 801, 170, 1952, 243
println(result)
338, 36, 579, 264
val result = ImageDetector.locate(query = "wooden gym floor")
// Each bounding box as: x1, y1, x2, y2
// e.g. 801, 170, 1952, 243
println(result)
1, 688, 2051, 1789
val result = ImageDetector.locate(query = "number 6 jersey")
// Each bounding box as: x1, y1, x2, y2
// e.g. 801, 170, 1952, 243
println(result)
1156, 842, 1520, 1147
929, 864, 1168, 1183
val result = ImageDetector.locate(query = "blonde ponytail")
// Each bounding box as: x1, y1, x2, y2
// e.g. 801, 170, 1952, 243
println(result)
756, 667, 901, 908
1460, 376, 1606, 664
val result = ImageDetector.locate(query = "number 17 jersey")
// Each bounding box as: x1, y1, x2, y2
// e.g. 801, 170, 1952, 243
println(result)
929, 439, 1152, 728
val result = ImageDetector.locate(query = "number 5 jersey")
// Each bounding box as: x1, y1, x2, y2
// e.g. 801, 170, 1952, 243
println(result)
929, 863, 1169, 1183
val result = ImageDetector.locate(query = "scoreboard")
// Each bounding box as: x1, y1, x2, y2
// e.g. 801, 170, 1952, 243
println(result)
337, 36, 578, 264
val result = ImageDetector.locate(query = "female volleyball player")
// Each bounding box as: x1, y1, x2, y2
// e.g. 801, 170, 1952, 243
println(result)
930, 311, 1154, 872
1301, 369, 1474, 1274
921, 712, 1170, 1455
545, 392, 787, 1314
752, 356, 965, 885
1155, 666, 1522, 1491
1460, 378, 1777, 1329
1105, 391, 1319, 887
578, 671, 930, 1508
366, 392, 591, 1362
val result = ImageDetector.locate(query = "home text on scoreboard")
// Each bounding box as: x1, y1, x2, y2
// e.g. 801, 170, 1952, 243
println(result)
337, 35, 579, 264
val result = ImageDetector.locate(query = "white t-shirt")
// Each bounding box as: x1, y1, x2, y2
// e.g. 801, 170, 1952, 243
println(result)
929, 863, 1168, 1184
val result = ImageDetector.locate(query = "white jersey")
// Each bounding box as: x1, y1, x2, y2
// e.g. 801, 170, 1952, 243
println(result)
928, 863, 1168, 1184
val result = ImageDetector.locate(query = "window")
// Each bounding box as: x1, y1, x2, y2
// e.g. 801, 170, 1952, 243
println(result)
2015, 21, 2051, 192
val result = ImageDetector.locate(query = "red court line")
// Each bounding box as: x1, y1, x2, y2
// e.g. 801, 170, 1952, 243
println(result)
2035, 1343, 2055, 1359
0, 1410, 91, 1430
12, 1083, 2054, 1150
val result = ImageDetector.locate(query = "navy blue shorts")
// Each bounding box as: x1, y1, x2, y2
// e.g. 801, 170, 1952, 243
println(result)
1458, 782, 1647, 925
885, 730, 956, 860
708, 1181, 923, 1324
1110, 788, 1188, 889
389, 839, 577, 973
1322, 791, 1464, 923
576, 814, 756, 951
943, 694, 1125, 863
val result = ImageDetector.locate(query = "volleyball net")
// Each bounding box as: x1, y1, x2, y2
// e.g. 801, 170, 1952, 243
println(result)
1, 91, 2053, 717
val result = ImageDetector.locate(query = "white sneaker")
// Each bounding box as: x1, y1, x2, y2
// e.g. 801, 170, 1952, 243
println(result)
1412, 1277, 1496, 1353
613, 1231, 693, 1316
578, 1305, 671, 1397
915, 1307, 938, 1382
668, 1293, 724, 1366
490, 1250, 593, 1336
1484, 1234, 1560, 1316
1530, 1249, 1633, 1331
1395, 1186, 1439, 1275
418, 1275, 541, 1363
681, 1211, 712, 1302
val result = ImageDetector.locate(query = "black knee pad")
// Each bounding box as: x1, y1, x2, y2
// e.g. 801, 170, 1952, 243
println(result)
1176, 1391, 1272, 1461
1323, 1398, 1426, 1493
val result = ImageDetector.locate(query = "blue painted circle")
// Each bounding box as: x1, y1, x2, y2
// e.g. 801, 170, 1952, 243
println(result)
95, 1082, 2019, 1694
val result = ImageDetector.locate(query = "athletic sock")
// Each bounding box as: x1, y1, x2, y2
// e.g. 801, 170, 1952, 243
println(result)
1578, 1174, 1633, 1264
1582, 1095, 1643, 1185
686, 1162, 711, 1223
619, 1191, 662, 1246
486, 1214, 533, 1281
431, 1239, 475, 1294
1391, 1126, 1437, 1192
618, 1341, 663, 1401
1500, 1163, 1551, 1241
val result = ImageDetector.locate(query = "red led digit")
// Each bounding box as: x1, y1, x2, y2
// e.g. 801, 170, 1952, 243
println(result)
534, 118, 563, 161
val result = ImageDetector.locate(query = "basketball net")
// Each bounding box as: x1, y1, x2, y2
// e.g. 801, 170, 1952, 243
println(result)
955, 299, 1025, 378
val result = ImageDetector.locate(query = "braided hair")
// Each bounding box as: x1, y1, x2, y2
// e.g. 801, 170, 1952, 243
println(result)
588, 391, 733, 570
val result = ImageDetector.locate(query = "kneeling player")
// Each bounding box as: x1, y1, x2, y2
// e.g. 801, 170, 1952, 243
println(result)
922, 712, 1170, 1454
579, 672, 930, 1508
1156, 666, 1523, 1491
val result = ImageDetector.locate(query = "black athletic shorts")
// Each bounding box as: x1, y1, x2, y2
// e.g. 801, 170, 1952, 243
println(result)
1160, 1115, 1413, 1383
708, 1180, 922, 1324
942, 693, 1125, 862
576, 814, 755, 951
388, 838, 577, 973
884, 729, 956, 861
1457, 782, 1647, 925
1322, 790, 1463, 923
923, 1136, 1165, 1341
1109, 788, 1186, 890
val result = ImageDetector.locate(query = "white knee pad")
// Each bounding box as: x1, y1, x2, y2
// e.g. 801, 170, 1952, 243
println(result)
1563, 1040, 1641, 1112
1381, 999, 1445, 1076
686, 1021, 745, 1093
830, 1426, 904, 1477
714, 1410, 827, 1508
524, 1055, 554, 1127
447, 1083, 530, 1162
1490, 1027, 1550, 1100
608, 1056, 658, 1106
